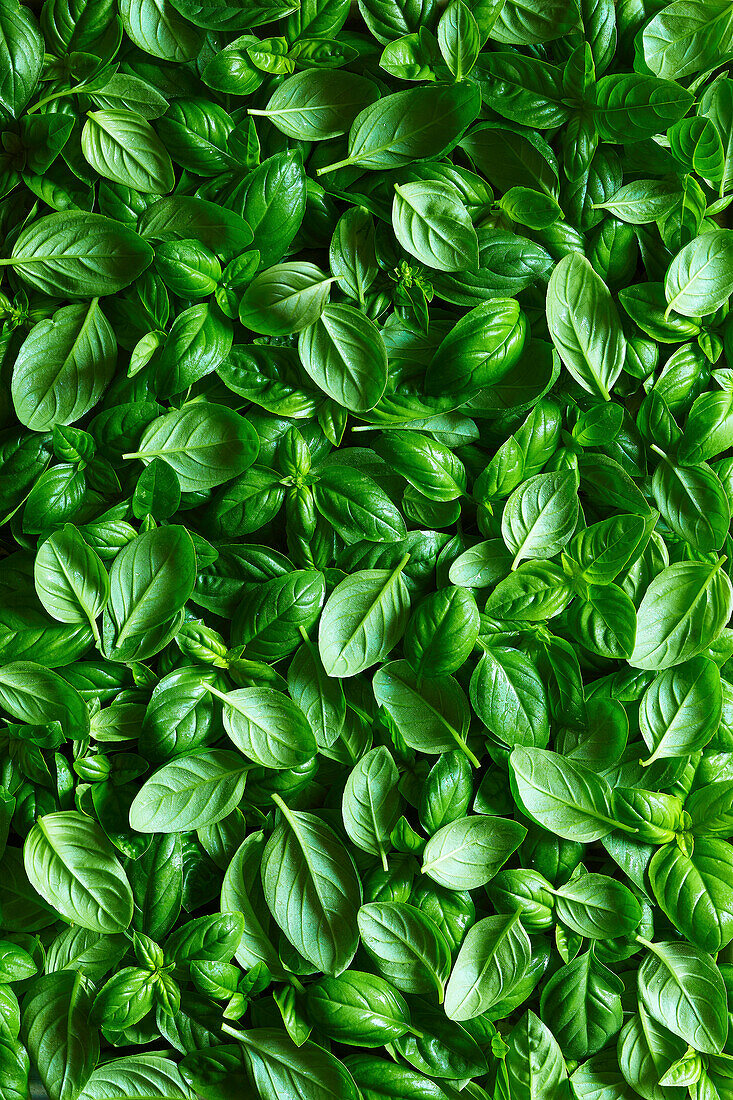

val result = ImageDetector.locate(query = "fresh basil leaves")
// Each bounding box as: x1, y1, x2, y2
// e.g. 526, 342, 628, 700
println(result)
2, 2, 733, 1100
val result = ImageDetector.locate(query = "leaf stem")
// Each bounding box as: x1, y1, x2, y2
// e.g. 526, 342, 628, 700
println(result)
204, 683, 229, 705
395, 552, 411, 574
316, 157, 354, 177
271, 792, 298, 831
639, 744, 663, 768
26, 86, 83, 114
454, 737, 481, 768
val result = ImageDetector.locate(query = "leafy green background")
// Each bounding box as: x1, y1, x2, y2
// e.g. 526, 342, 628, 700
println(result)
2, 0, 733, 1099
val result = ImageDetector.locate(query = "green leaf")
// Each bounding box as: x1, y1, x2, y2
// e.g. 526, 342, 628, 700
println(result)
484, 561, 573, 621
34, 525, 109, 641
317, 83, 480, 174
233, 569, 326, 662
438, 1, 481, 79
593, 179, 681, 225
470, 646, 550, 749
226, 1029, 360, 1100
500, 1010, 570, 1100
546, 252, 626, 400
651, 458, 730, 552
76, 1055, 194, 1100
313, 465, 406, 544
664, 230, 733, 318
616, 1006, 686, 1100
139, 194, 253, 257
357, 902, 451, 998
421, 815, 526, 889
298, 304, 388, 412
444, 913, 530, 1020
639, 655, 722, 763
630, 560, 733, 670
261, 797, 361, 975
12, 301, 116, 431
2, 212, 153, 297
239, 262, 333, 335
82, 110, 175, 194
251, 69, 380, 140
669, 116, 725, 181
425, 298, 527, 396
643, 0, 733, 80
0, 0, 43, 117
404, 585, 479, 678
209, 684, 317, 770
21, 971, 99, 1100
319, 558, 411, 677
552, 873, 642, 940
474, 53, 570, 129
372, 659, 476, 762
593, 74, 694, 142
287, 637, 346, 750
0, 661, 90, 739
502, 470, 578, 567
342, 746, 400, 868
118, 0, 202, 61
568, 583, 637, 660
103, 526, 195, 661
539, 949, 623, 1061
392, 180, 479, 272
220, 833, 284, 976
637, 939, 728, 1054
129, 750, 248, 833
125, 402, 259, 491
510, 746, 619, 842
307, 970, 412, 1047
649, 839, 733, 953
24, 811, 133, 933
156, 303, 233, 397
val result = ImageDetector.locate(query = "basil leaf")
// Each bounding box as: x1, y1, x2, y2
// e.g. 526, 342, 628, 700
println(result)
2, 212, 153, 297
445, 913, 530, 1021
262, 798, 361, 975
24, 811, 133, 933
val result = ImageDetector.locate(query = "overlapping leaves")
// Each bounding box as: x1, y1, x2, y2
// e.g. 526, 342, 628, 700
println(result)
1, 1, 733, 1100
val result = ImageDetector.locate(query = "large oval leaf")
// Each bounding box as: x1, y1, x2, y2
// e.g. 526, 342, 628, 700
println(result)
125, 402, 259, 491
12, 302, 116, 431
82, 110, 175, 193
0, 660, 90, 739
357, 902, 451, 999
22, 971, 99, 1100
298, 304, 388, 412
3, 211, 153, 296
546, 253, 626, 400
630, 561, 733, 670
104, 526, 196, 661
129, 750, 248, 833
637, 940, 727, 1054
227, 1029, 360, 1100
445, 913, 530, 1021
261, 798, 361, 975
24, 811, 133, 933
319, 560, 411, 677
421, 815, 526, 890
76, 1055, 194, 1100
209, 684, 317, 769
